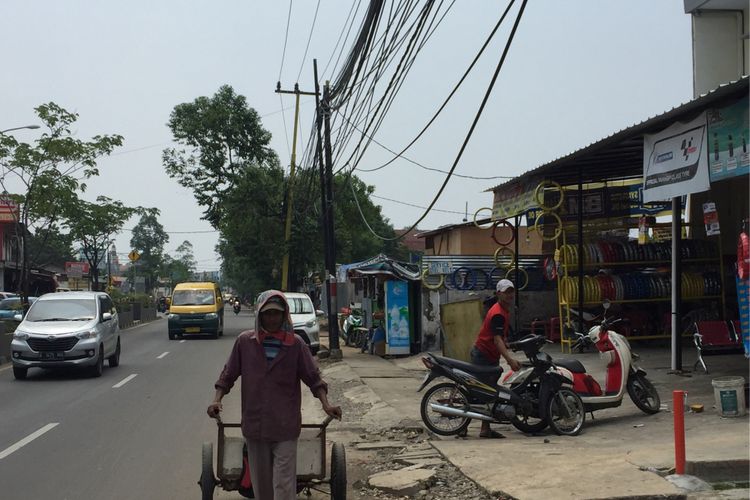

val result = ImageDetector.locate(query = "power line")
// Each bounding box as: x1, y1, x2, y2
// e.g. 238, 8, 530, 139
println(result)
122, 228, 219, 234
349, 0, 528, 241
278, 0, 293, 81
296, 0, 321, 83
370, 193, 467, 215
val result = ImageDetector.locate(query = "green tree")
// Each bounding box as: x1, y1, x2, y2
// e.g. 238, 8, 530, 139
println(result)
66, 196, 141, 291
26, 225, 76, 271
130, 212, 168, 292
163, 84, 279, 227
0, 102, 123, 300
164, 240, 197, 285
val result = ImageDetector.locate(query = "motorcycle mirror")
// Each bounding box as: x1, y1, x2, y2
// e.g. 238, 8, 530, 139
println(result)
602, 299, 611, 310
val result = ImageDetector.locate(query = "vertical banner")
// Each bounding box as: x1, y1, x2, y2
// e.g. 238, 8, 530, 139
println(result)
384, 280, 410, 355
643, 112, 710, 202
708, 96, 750, 181
702, 202, 720, 236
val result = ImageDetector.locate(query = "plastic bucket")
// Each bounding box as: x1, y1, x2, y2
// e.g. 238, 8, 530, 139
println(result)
711, 377, 747, 417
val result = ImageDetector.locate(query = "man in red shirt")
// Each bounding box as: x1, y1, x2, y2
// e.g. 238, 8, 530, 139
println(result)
207, 290, 341, 499
470, 278, 521, 438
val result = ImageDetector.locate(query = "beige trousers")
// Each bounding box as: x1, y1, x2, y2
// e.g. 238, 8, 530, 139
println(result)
245, 439, 298, 500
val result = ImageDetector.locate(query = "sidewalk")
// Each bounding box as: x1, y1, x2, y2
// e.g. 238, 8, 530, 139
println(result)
332, 342, 749, 499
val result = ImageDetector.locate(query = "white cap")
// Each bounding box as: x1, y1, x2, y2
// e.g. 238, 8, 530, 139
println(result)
496, 279, 515, 292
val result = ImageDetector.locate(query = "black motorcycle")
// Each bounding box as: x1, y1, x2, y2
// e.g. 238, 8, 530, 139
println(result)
233, 302, 241, 315
418, 334, 586, 437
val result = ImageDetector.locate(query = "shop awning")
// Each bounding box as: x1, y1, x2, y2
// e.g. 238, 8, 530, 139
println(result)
338, 253, 421, 282
489, 77, 748, 218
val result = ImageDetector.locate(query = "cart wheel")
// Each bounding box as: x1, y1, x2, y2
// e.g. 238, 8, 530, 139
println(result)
330, 442, 347, 500
199, 442, 216, 500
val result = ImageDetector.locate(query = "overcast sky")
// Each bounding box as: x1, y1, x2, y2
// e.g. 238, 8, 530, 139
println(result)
0, 1, 693, 272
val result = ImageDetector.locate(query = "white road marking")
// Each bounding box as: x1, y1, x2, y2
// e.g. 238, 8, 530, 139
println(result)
157, 351, 169, 359
112, 374, 137, 388
179, 340, 186, 343
0, 423, 59, 460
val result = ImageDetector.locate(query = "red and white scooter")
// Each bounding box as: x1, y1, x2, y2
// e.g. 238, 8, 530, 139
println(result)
555, 300, 661, 416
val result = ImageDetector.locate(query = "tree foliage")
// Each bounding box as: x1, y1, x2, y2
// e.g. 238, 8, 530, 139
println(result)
162, 240, 197, 284
26, 226, 76, 270
66, 196, 142, 291
0, 102, 123, 298
130, 212, 168, 291
163, 85, 279, 226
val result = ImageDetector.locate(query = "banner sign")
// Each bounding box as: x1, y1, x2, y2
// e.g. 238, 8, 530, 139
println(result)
492, 179, 538, 219
707, 96, 749, 181
385, 280, 410, 355
65, 261, 90, 279
0, 195, 19, 223
525, 184, 678, 225
643, 112, 710, 202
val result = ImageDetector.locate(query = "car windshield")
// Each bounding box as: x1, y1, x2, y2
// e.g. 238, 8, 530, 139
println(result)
0, 298, 21, 311
287, 297, 313, 314
172, 290, 215, 306
26, 299, 97, 322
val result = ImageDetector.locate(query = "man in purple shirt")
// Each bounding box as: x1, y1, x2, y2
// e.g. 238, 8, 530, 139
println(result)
207, 290, 341, 500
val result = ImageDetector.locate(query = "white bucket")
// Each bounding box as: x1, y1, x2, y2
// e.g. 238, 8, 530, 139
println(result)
711, 376, 747, 417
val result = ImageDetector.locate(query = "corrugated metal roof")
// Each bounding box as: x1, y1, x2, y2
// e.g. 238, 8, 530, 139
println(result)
488, 76, 749, 193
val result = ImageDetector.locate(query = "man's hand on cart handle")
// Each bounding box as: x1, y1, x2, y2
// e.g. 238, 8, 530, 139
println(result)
207, 401, 223, 419
323, 403, 342, 420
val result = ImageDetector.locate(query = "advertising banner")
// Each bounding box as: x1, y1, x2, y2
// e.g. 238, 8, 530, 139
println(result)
707, 96, 750, 181
384, 280, 410, 355
65, 261, 90, 279
643, 112, 710, 202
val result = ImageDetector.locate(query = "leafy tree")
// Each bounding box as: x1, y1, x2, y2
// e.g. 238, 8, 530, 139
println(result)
130, 212, 168, 292
163, 85, 279, 227
26, 225, 76, 270
65, 196, 141, 291
0, 103, 123, 300
163, 240, 197, 285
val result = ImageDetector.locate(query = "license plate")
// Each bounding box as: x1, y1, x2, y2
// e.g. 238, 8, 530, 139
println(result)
40, 352, 65, 360
185, 327, 201, 333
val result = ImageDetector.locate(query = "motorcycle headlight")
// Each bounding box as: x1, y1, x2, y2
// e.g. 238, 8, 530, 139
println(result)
305, 319, 317, 328
13, 330, 29, 340
205, 313, 218, 320
77, 329, 98, 340
168, 313, 180, 320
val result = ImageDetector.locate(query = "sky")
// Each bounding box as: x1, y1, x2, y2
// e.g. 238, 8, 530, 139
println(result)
0, 1, 694, 273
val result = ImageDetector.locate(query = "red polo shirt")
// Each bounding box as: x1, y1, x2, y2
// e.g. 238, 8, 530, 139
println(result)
474, 301, 510, 363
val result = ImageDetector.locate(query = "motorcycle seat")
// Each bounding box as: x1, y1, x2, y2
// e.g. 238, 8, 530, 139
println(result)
432, 355, 503, 377
555, 358, 586, 373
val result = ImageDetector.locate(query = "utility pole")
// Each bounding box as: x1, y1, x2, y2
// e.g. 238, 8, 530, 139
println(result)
314, 59, 341, 358
276, 82, 318, 292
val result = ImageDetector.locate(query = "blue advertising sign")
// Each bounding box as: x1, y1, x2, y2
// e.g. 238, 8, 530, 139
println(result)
708, 97, 750, 182
385, 280, 410, 355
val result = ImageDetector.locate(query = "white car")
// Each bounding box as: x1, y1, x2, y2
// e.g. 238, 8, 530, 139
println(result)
10, 291, 120, 379
283, 292, 321, 355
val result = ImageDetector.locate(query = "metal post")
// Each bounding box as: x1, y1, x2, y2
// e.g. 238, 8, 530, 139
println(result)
673, 390, 686, 474
514, 215, 520, 335
322, 82, 340, 358
577, 172, 584, 324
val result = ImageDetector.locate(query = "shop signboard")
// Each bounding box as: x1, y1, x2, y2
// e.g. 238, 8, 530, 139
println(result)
0, 195, 19, 223
384, 280, 410, 355
492, 178, 538, 219
65, 261, 90, 279
642, 112, 710, 202
707, 96, 749, 182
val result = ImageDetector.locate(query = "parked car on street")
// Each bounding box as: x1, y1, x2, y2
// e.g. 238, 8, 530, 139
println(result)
0, 296, 38, 321
10, 291, 120, 379
0, 291, 18, 300
284, 292, 322, 355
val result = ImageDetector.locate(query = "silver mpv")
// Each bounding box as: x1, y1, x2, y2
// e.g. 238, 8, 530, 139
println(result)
10, 291, 120, 379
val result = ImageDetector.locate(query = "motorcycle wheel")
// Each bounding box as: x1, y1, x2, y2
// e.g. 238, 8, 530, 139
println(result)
546, 388, 585, 436
627, 373, 661, 414
420, 382, 472, 436
510, 384, 548, 434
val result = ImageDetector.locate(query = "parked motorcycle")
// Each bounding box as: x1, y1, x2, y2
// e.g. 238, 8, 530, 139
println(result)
233, 300, 241, 315
562, 300, 661, 415
340, 308, 368, 347
418, 334, 586, 437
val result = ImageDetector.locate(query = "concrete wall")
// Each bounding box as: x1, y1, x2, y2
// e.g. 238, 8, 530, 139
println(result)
691, 8, 748, 96
424, 226, 543, 257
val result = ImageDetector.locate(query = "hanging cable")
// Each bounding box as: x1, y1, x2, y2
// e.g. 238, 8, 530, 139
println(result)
278, 0, 293, 81
296, 0, 321, 83
348, 0, 528, 241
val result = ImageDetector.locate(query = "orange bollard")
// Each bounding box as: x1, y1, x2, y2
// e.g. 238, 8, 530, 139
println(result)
673, 390, 685, 474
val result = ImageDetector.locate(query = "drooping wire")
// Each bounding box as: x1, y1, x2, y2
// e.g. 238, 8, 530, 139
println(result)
348, 0, 529, 241
296, 0, 321, 83
278, 0, 293, 81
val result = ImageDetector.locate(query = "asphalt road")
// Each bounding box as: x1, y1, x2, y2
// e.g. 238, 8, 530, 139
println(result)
0, 307, 254, 500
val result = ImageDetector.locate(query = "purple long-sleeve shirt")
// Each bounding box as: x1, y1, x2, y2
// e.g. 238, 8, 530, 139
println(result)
214, 330, 328, 442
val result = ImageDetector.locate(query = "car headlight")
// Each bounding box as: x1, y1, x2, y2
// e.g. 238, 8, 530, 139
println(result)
77, 330, 99, 339
305, 319, 317, 328
168, 313, 180, 320
205, 313, 218, 320
13, 330, 29, 340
